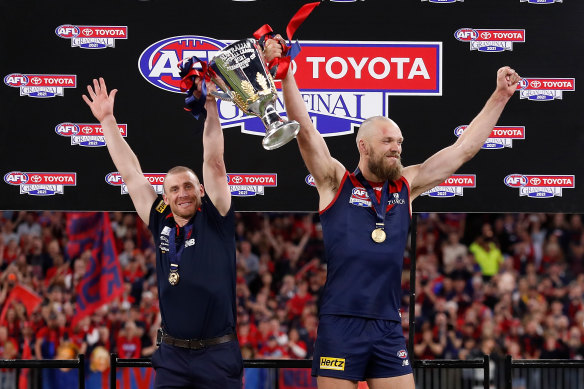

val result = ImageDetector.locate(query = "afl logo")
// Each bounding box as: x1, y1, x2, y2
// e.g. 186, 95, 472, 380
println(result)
55, 123, 80, 136
397, 350, 408, 359
351, 187, 368, 199
105, 172, 123, 185
504, 174, 528, 188
55, 25, 80, 38
454, 28, 478, 41
4, 74, 29, 87
305, 174, 316, 187
453, 126, 465, 137
138, 35, 227, 93
4, 172, 29, 185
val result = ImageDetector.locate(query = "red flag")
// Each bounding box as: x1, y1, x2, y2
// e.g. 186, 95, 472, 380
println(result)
0, 284, 42, 323
66, 212, 124, 327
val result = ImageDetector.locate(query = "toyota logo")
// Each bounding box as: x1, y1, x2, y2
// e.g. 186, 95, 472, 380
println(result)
81, 126, 93, 134
30, 175, 42, 183
480, 32, 492, 40
31, 77, 42, 85
82, 28, 93, 36
531, 178, 541, 185
531, 81, 542, 88
232, 176, 243, 184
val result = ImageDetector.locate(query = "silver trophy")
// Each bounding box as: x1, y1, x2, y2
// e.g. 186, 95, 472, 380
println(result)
208, 38, 299, 150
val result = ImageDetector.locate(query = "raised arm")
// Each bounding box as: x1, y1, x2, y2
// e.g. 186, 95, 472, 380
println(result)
280, 68, 345, 209
82, 78, 156, 224
404, 66, 521, 200
263, 36, 345, 210
201, 83, 231, 216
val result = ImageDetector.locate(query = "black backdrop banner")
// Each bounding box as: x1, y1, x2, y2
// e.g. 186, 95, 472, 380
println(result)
1, 0, 581, 213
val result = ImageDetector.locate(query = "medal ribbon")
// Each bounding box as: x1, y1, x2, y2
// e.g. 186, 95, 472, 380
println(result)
167, 224, 194, 274
354, 168, 389, 230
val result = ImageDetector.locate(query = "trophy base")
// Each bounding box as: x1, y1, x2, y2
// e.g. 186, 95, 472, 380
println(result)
262, 120, 300, 150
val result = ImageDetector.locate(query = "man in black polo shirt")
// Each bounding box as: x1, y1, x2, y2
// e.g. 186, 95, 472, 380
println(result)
83, 78, 242, 388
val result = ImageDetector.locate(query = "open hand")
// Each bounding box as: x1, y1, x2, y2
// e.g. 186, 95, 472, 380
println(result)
82, 77, 117, 122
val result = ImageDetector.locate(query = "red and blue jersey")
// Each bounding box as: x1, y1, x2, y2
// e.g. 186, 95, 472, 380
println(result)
318, 171, 411, 321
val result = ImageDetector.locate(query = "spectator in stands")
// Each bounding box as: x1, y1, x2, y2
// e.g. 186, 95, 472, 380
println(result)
414, 322, 444, 360
442, 231, 468, 275
469, 223, 505, 282
117, 320, 142, 359
238, 240, 260, 285
286, 279, 313, 322
16, 212, 41, 239
286, 328, 307, 359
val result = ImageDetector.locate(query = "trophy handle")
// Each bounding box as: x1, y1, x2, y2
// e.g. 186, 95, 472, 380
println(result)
209, 90, 233, 102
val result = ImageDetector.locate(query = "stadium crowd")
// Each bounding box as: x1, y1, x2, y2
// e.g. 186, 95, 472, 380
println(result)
1, 210, 584, 388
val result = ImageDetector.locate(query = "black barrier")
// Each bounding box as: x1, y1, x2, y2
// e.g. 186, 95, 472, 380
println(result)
1, 0, 583, 213
109, 353, 490, 389
19, 354, 584, 389
414, 358, 490, 389
0, 354, 85, 389
504, 356, 584, 389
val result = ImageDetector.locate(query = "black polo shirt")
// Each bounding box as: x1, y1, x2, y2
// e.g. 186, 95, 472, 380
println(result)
148, 195, 236, 339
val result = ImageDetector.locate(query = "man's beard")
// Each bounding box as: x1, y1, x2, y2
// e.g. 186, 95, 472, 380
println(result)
367, 150, 403, 181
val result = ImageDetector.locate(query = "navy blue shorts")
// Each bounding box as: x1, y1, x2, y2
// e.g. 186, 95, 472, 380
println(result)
311, 315, 412, 381
152, 339, 243, 389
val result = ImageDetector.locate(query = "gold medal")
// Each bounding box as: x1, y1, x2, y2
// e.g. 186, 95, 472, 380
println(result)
371, 228, 386, 243
168, 271, 180, 286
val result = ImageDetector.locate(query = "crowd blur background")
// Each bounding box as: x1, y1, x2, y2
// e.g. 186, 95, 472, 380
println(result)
1, 211, 584, 388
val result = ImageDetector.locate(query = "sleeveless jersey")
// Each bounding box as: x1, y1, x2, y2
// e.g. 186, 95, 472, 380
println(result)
318, 171, 411, 321
148, 196, 236, 339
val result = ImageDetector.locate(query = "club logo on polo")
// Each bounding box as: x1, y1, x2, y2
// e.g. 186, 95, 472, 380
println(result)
454, 125, 525, 149
226, 173, 277, 196
56, 25, 127, 49
518, 78, 575, 101
504, 174, 575, 198
455, 28, 525, 52
4, 171, 76, 196
422, 175, 476, 197
139, 36, 442, 138
4, 73, 76, 98
305, 174, 316, 187
56, 123, 127, 147
106, 172, 165, 194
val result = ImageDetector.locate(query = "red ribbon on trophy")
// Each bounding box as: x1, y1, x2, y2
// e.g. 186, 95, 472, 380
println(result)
179, 1, 320, 120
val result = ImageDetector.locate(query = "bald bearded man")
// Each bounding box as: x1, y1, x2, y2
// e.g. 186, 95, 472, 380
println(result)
278, 57, 520, 389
